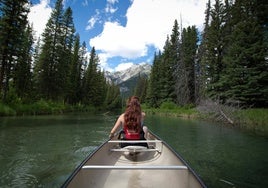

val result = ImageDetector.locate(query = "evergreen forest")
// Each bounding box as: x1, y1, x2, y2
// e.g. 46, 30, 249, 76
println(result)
0, 0, 267, 115
0, 0, 122, 112
143, 0, 267, 108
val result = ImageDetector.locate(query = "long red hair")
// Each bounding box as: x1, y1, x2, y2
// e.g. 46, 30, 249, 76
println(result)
124, 96, 142, 133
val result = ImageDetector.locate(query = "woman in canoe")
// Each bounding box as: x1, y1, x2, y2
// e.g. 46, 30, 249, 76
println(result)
109, 96, 149, 142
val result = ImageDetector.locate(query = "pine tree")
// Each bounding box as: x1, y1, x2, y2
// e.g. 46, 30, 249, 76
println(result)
58, 7, 75, 100
159, 37, 171, 102
168, 19, 180, 102
82, 47, 100, 105
146, 52, 162, 107
197, 0, 211, 101
13, 24, 34, 100
35, 0, 75, 101
104, 82, 121, 110
80, 41, 88, 80
158, 33, 180, 104
66, 34, 81, 104
221, 0, 268, 107
205, 0, 226, 99
134, 74, 148, 103
0, 0, 30, 102
176, 26, 198, 105
32, 37, 42, 100
94, 70, 107, 107
36, 0, 65, 100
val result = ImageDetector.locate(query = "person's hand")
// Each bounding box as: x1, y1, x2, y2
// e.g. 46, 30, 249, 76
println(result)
109, 132, 115, 139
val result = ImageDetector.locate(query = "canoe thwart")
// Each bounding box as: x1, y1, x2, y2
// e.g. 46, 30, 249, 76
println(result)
82, 165, 188, 170
110, 148, 160, 152
108, 140, 162, 143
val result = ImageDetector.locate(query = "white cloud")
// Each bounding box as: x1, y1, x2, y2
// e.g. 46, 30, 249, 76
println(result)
105, 3, 118, 14
82, 0, 89, 7
90, 21, 147, 58
90, 0, 208, 63
28, 0, 209, 72
98, 53, 113, 72
86, 15, 98, 30
28, 0, 52, 39
107, 0, 119, 4
115, 62, 134, 72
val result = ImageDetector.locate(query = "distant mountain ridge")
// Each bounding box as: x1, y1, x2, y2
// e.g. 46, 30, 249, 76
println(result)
105, 63, 151, 94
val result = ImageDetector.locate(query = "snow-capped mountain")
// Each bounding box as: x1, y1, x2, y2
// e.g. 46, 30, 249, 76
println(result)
105, 63, 151, 93
105, 63, 151, 85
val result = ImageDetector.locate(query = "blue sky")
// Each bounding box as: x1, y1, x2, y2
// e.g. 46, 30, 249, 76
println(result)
29, 0, 209, 72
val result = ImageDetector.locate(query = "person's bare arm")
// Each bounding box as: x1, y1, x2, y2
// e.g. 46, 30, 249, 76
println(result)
141, 112, 146, 122
109, 114, 124, 138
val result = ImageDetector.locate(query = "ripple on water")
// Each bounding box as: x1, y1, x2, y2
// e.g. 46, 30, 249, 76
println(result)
8, 173, 38, 188
75, 145, 97, 154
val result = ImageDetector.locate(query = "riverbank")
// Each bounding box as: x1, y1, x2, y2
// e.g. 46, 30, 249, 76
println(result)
1, 101, 267, 136
143, 105, 268, 137
0, 100, 99, 116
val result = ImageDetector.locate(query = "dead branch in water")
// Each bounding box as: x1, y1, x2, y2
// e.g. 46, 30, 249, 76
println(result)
197, 99, 241, 125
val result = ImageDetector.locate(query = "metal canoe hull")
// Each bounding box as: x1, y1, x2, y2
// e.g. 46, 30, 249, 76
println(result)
62, 132, 206, 188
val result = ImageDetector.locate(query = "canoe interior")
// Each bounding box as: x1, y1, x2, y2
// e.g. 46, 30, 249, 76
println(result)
62, 132, 206, 188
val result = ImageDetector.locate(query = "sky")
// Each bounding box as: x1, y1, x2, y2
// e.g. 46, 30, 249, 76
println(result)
28, 0, 209, 72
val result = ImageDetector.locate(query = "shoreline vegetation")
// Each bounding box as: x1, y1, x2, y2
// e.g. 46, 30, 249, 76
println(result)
143, 105, 268, 137
0, 101, 267, 137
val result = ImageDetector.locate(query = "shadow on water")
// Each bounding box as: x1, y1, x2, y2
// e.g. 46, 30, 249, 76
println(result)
0, 113, 267, 187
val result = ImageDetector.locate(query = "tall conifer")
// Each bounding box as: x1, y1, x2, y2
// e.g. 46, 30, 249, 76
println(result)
13, 24, 34, 100
36, 0, 64, 100
177, 26, 198, 105
83, 47, 99, 105
146, 52, 162, 107
205, 0, 226, 99
0, 0, 30, 102
221, 0, 268, 107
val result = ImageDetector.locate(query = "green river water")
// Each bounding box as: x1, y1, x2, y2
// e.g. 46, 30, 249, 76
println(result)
0, 113, 267, 188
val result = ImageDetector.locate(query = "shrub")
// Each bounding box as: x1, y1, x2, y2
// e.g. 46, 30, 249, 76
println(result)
0, 103, 16, 116
160, 101, 177, 110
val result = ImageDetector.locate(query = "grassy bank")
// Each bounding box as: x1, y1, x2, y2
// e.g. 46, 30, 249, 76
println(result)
0, 100, 97, 116
234, 108, 268, 135
142, 102, 268, 136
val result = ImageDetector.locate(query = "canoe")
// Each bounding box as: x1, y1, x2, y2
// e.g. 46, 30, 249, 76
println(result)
61, 131, 206, 188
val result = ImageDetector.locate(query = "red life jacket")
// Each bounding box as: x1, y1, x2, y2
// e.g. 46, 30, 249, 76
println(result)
123, 126, 140, 140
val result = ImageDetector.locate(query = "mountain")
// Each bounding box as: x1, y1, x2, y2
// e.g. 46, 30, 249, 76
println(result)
105, 63, 151, 94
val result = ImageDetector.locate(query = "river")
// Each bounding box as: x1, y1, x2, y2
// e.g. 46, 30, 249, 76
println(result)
0, 113, 267, 188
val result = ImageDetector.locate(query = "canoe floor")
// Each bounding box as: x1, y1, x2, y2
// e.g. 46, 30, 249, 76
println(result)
66, 138, 203, 188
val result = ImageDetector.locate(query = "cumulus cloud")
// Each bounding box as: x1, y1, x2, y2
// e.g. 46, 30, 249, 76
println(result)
28, 0, 209, 72
115, 62, 134, 72
28, 0, 52, 39
91, 21, 148, 58
90, 0, 208, 63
